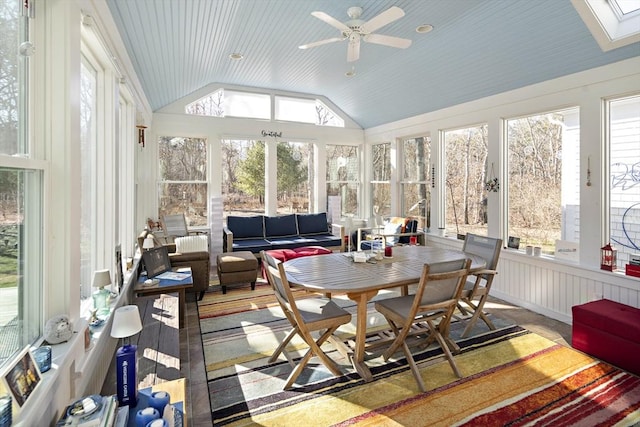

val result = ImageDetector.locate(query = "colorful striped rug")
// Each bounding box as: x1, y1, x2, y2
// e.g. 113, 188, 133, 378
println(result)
199, 282, 640, 426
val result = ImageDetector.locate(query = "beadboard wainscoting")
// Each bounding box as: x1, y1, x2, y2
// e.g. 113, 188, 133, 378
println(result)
427, 236, 640, 324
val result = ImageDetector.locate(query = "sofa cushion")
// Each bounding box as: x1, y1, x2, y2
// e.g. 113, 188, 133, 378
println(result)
232, 238, 272, 253
175, 235, 208, 253
383, 221, 403, 245
265, 214, 298, 238
227, 215, 264, 239
291, 246, 333, 257
296, 212, 329, 235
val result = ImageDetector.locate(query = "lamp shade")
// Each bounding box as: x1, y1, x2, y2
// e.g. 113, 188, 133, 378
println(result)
92, 269, 112, 288
111, 305, 143, 339
143, 236, 155, 250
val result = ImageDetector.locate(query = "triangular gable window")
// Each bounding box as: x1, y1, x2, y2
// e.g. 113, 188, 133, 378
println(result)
572, 0, 640, 51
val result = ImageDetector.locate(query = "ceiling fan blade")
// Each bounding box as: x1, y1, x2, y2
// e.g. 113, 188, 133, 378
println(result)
299, 37, 344, 49
347, 39, 360, 62
361, 6, 405, 34
311, 11, 351, 32
363, 34, 412, 49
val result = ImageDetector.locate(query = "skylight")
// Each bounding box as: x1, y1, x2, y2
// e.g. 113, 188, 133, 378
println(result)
572, 0, 640, 51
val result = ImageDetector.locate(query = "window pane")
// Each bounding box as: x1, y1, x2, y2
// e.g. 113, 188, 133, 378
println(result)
221, 139, 265, 217
507, 108, 580, 253
224, 90, 270, 119
158, 183, 208, 226
80, 58, 97, 299
326, 144, 359, 217
327, 183, 359, 218
185, 89, 223, 117
371, 143, 391, 216
444, 125, 489, 237
402, 137, 431, 231
276, 141, 312, 214
0, 0, 27, 156
275, 96, 316, 124
0, 168, 43, 366
609, 95, 640, 268
158, 136, 207, 226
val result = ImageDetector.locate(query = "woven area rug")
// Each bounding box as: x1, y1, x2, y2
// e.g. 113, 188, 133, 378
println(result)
199, 281, 640, 427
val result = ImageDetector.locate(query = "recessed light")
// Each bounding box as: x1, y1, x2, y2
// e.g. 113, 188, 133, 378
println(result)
229, 53, 244, 60
416, 24, 434, 34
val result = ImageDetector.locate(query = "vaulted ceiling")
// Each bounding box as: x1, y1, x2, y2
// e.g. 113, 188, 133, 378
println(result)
106, 0, 640, 129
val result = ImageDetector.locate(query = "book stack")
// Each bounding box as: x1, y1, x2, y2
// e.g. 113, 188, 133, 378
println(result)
626, 254, 640, 278
56, 395, 118, 427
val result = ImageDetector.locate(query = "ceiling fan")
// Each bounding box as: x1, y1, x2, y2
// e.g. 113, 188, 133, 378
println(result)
299, 6, 412, 62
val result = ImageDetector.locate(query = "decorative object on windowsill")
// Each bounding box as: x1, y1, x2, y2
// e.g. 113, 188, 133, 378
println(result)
92, 269, 112, 317
32, 346, 52, 373
44, 314, 73, 344
507, 236, 521, 249
485, 163, 499, 192
111, 305, 143, 407
600, 243, 617, 271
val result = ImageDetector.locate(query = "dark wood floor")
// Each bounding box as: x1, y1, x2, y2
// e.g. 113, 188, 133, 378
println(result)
102, 287, 573, 427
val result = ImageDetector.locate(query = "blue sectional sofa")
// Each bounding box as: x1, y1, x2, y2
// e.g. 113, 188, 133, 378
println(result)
223, 212, 344, 254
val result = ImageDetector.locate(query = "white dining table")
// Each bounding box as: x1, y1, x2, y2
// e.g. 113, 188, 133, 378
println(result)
283, 245, 485, 381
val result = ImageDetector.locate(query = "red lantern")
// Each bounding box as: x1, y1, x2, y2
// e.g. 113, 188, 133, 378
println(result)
600, 243, 617, 271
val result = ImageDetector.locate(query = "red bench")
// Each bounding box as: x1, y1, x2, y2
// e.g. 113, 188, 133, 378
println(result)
572, 299, 640, 376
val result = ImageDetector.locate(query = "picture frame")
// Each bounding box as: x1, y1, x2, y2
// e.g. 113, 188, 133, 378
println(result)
1, 346, 42, 409
142, 246, 172, 278
507, 236, 521, 249
115, 244, 124, 292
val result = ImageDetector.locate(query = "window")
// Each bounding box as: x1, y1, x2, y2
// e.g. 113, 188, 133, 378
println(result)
326, 145, 359, 219
0, 0, 43, 368
80, 57, 97, 300
444, 125, 489, 237
608, 95, 640, 268
572, 0, 640, 51
275, 96, 345, 126
185, 89, 270, 119
371, 143, 391, 217
507, 107, 580, 254
401, 137, 431, 231
158, 137, 208, 226
221, 139, 265, 217
276, 141, 312, 214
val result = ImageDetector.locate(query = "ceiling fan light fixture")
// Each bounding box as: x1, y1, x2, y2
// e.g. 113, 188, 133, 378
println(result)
416, 24, 434, 34
229, 52, 244, 60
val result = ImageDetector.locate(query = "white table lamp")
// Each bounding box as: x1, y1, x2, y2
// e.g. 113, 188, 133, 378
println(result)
92, 269, 112, 314
111, 305, 143, 406
143, 236, 155, 250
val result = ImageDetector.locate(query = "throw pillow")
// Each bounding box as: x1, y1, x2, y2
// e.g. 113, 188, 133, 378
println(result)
175, 235, 208, 253
383, 222, 403, 245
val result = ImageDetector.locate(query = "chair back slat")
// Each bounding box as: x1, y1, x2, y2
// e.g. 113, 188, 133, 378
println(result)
162, 213, 189, 238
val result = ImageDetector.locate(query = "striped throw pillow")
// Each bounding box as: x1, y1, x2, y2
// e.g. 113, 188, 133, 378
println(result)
175, 235, 208, 253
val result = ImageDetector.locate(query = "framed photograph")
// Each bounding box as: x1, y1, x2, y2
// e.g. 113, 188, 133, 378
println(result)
507, 236, 521, 249
1, 346, 42, 409
115, 244, 124, 292
142, 246, 172, 278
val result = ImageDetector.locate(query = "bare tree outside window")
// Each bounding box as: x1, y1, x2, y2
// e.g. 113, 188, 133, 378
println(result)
445, 125, 489, 237
507, 108, 580, 252
371, 143, 391, 217
158, 136, 208, 226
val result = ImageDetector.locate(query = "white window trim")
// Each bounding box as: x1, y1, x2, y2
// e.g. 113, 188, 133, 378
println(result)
572, 0, 640, 51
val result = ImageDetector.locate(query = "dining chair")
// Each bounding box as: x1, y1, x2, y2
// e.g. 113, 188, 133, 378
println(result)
374, 258, 471, 392
459, 233, 503, 338
261, 251, 352, 389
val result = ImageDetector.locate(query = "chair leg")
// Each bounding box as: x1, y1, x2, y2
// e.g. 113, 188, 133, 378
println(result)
460, 296, 495, 338
401, 341, 426, 393
429, 319, 462, 378
283, 326, 341, 389
198, 290, 205, 300
221, 285, 227, 294
269, 325, 299, 365
250, 281, 256, 290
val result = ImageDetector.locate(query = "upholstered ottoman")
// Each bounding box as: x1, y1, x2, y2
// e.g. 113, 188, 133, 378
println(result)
216, 251, 259, 294
572, 299, 640, 376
